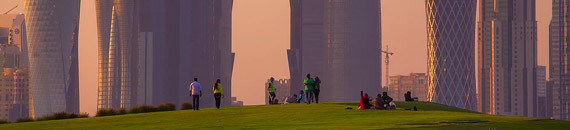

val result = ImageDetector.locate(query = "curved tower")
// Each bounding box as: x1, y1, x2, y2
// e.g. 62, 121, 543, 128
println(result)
426, 0, 477, 110
23, 0, 81, 118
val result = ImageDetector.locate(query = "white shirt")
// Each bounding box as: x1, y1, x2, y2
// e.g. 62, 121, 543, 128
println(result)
190, 81, 202, 95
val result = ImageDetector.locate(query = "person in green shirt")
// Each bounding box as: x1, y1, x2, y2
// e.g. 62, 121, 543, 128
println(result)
304, 74, 315, 104
213, 79, 224, 109
268, 77, 276, 104
314, 76, 321, 104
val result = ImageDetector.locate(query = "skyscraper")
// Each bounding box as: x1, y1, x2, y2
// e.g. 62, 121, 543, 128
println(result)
426, 0, 477, 110
550, 0, 570, 120
536, 65, 548, 118
289, 0, 382, 102
96, 0, 138, 109
479, 0, 538, 117
23, 0, 81, 118
97, 0, 235, 109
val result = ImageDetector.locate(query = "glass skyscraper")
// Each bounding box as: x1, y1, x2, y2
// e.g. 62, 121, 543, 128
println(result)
550, 0, 570, 120
23, 0, 81, 118
426, 0, 477, 110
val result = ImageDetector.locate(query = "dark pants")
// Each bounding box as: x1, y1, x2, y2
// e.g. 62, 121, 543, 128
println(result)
306, 90, 313, 104
313, 89, 320, 103
214, 93, 222, 109
192, 95, 200, 110
269, 92, 276, 104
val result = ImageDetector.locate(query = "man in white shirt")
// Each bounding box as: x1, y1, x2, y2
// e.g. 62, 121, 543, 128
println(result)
190, 78, 202, 110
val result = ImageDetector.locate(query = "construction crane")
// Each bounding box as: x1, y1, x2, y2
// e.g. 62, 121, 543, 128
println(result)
3, 5, 18, 15
381, 45, 394, 87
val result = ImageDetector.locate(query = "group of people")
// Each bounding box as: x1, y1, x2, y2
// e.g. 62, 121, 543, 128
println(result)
189, 78, 225, 110
269, 73, 322, 104
360, 92, 395, 110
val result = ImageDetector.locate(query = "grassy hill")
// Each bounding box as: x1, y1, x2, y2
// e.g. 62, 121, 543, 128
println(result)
1, 102, 569, 129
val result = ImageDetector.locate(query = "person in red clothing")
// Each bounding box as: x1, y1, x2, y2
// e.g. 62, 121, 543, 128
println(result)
359, 93, 371, 109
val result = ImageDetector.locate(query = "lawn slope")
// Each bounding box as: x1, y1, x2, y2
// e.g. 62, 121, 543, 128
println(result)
0, 102, 568, 129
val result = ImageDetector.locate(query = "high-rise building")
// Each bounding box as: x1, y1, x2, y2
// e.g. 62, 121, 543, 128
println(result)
97, 0, 235, 109
0, 14, 30, 121
426, 0, 477, 110
550, 0, 570, 120
388, 73, 428, 101
479, 0, 538, 117
288, 0, 382, 102
536, 66, 548, 118
23, 0, 80, 118
96, 0, 138, 109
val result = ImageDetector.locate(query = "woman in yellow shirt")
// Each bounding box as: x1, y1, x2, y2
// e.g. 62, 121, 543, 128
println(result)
213, 79, 223, 109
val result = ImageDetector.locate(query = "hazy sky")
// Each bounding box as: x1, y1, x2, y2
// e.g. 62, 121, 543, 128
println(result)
0, 0, 552, 116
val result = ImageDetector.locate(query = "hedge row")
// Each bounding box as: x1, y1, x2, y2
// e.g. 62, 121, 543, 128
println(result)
96, 102, 179, 117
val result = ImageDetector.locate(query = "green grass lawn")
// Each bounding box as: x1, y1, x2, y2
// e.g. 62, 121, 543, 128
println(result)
1, 102, 568, 129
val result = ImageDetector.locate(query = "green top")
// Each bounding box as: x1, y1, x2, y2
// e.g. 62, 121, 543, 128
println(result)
304, 78, 315, 90
314, 80, 321, 90
268, 82, 275, 92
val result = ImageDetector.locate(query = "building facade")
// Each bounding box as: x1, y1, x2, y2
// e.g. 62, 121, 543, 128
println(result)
550, 0, 570, 120
426, 0, 477, 110
479, 0, 538, 117
536, 66, 549, 118
97, 0, 235, 109
288, 0, 382, 102
23, 0, 80, 118
388, 73, 428, 101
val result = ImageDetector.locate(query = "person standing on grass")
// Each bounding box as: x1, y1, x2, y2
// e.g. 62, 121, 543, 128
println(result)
213, 79, 224, 109
190, 78, 202, 110
314, 76, 321, 104
268, 77, 276, 104
304, 74, 315, 104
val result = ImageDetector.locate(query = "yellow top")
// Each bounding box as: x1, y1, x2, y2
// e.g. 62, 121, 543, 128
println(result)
213, 83, 223, 94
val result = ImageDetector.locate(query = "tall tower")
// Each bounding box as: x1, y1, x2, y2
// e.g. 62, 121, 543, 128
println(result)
550, 0, 570, 120
96, 0, 137, 109
23, 0, 81, 118
289, 0, 381, 102
426, 0, 477, 111
479, 0, 537, 117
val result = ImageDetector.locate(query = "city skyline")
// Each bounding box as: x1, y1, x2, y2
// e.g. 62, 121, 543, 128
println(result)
0, 0, 554, 117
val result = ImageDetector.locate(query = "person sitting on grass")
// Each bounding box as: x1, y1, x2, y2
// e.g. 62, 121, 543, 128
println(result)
404, 91, 414, 102
373, 94, 383, 109
381, 92, 395, 110
359, 93, 372, 109
297, 90, 305, 103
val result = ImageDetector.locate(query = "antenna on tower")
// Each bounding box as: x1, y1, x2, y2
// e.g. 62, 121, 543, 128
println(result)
3, 5, 18, 15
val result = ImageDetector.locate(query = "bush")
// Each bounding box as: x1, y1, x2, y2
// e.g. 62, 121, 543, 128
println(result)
15, 117, 34, 123
37, 111, 72, 121
117, 108, 127, 115
181, 102, 193, 110
96, 108, 117, 117
157, 102, 176, 111
78, 113, 90, 118
0, 119, 9, 124
128, 105, 157, 114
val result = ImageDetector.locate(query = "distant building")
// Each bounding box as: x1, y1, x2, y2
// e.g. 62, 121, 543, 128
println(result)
550, 0, 570, 120
23, 0, 81, 118
536, 66, 548, 118
479, 0, 538, 117
388, 73, 428, 101
231, 97, 243, 106
265, 79, 292, 104
426, 0, 477, 110
288, 0, 382, 102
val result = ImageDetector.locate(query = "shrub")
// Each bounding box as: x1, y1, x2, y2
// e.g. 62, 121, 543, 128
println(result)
157, 102, 176, 111
15, 117, 34, 123
78, 113, 90, 118
128, 105, 157, 114
0, 119, 9, 124
181, 102, 193, 110
96, 108, 117, 117
37, 111, 72, 121
117, 108, 127, 115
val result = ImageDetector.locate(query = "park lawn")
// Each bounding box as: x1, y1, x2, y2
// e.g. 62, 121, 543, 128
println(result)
0, 102, 569, 129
